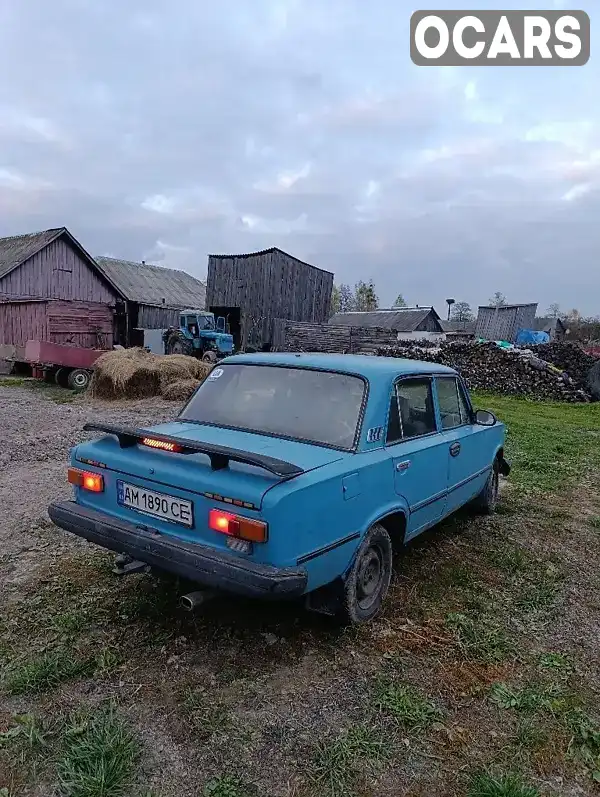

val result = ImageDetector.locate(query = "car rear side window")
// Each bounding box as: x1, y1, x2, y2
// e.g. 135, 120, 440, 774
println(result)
437, 377, 470, 429
386, 378, 436, 443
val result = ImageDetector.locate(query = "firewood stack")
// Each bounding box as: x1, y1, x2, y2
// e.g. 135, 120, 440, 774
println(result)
530, 342, 599, 388
376, 341, 594, 402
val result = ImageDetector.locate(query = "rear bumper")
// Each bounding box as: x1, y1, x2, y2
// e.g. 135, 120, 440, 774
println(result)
48, 501, 308, 599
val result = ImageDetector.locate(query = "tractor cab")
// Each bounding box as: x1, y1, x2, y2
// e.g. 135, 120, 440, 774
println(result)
163, 310, 234, 363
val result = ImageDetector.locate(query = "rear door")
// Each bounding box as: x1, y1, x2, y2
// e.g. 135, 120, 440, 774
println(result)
385, 376, 449, 540
435, 376, 491, 512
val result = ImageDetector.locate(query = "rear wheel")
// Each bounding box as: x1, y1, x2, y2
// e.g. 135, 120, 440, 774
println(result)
202, 351, 218, 364
472, 459, 500, 515
55, 368, 69, 388
337, 524, 392, 624
165, 333, 194, 357
67, 368, 91, 392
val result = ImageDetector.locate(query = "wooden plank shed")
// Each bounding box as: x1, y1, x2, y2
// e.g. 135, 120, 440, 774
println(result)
205, 247, 334, 350
0, 227, 122, 350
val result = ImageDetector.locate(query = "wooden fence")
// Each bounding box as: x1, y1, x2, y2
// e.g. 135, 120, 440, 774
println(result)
271, 319, 399, 354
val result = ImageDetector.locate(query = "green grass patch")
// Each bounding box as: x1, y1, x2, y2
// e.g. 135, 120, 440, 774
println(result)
181, 689, 233, 741
373, 679, 442, 729
203, 775, 258, 797
3, 649, 97, 695
486, 544, 532, 574
590, 516, 600, 531
445, 612, 514, 664
310, 725, 391, 797
566, 710, 600, 782
467, 771, 541, 797
57, 703, 140, 797
471, 391, 600, 494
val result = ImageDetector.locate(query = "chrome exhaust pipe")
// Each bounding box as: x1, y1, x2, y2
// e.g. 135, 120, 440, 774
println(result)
179, 590, 216, 612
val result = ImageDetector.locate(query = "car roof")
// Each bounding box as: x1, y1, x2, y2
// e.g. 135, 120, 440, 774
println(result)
222, 352, 457, 378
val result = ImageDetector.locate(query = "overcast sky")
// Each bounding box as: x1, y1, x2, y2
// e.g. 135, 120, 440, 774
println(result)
0, 0, 598, 316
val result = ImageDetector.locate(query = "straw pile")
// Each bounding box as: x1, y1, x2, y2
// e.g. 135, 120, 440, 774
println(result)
90, 348, 212, 400
161, 379, 202, 401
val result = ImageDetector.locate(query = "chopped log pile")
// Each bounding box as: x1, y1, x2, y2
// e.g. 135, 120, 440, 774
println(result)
530, 342, 599, 387
377, 341, 596, 402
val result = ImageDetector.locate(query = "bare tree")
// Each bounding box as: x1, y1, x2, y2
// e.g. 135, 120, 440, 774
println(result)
546, 303, 561, 319
451, 301, 474, 322
489, 291, 507, 307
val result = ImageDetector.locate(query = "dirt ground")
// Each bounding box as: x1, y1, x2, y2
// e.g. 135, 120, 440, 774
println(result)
1, 381, 600, 797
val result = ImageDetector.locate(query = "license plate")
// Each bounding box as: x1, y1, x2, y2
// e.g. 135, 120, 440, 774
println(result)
117, 481, 194, 528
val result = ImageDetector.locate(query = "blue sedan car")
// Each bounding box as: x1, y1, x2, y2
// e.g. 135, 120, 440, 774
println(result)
49, 352, 510, 624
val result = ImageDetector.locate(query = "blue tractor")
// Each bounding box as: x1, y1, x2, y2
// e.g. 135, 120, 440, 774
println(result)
163, 309, 234, 363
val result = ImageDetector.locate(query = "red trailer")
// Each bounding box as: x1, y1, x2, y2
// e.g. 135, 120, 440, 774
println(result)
21, 339, 106, 391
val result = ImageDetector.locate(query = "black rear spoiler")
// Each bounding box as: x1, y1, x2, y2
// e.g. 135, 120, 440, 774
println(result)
82, 423, 305, 479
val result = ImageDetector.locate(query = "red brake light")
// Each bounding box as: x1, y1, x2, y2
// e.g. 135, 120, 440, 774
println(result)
68, 468, 104, 493
209, 509, 267, 543
141, 437, 183, 453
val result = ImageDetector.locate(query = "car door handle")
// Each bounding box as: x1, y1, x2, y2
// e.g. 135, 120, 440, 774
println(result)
449, 442, 461, 457
396, 461, 411, 472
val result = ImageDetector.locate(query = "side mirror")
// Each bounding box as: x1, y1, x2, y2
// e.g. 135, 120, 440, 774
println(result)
216, 316, 225, 332
475, 409, 497, 427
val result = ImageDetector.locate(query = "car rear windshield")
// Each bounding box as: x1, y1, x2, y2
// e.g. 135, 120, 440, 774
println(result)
179, 363, 366, 450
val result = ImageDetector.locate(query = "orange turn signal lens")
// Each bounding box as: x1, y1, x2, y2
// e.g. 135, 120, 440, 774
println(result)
68, 468, 104, 493
208, 509, 267, 543
141, 437, 182, 453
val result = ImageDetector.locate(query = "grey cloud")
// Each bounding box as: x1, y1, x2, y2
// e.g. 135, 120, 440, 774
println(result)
0, 0, 598, 316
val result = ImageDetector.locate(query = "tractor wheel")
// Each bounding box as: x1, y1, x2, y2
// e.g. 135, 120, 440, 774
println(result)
55, 368, 70, 388
202, 351, 218, 364
165, 333, 194, 357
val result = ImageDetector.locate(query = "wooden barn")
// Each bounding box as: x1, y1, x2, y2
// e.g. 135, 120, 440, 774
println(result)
475, 303, 538, 343
205, 247, 334, 350
0, 227, 208, 357
95, 256, 206, 345
0, 228, 122, 354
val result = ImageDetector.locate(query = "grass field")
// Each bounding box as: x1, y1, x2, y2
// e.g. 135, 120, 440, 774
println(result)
2, 392, 600, 796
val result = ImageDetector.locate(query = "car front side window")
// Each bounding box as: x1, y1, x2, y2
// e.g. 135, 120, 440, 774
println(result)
386, 377, 437, 443
437, 377, 470, 429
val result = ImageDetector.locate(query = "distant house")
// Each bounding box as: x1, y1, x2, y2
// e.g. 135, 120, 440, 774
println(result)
475, 303, 538, 343
439, 319, 477, 340
534, 316, 567, 341
328, 307, 444, 341
95, 256, 206, 344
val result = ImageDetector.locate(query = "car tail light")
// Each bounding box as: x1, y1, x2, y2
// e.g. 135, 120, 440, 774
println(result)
141, 437, 183, 453
208, 509, 267, 543
68, 468, 104, 493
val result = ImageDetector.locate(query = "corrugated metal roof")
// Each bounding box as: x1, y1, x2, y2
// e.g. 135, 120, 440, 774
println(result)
478, 303, 538, 310
534, 317, 566, 332
0, 228, 65, 280
440, 319, 476, 334
208, 246, 334, 275
329, 307, 438, 332
95, 256, 206, 308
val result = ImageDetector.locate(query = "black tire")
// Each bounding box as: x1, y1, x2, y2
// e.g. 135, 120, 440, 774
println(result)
67, 368, 91, 392
165, 333, 194, 357
337, 524, 392, 625
587, 361, 600, 401
202, 351, 218, 364
55, 367, 70, 388
472, 459, 500, 515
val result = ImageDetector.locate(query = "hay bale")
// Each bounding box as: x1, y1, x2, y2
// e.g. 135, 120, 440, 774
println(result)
155, 355, 212, 388
89, 348, 212, 400
90, 348, 161, 399
161, 379, 201, 401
